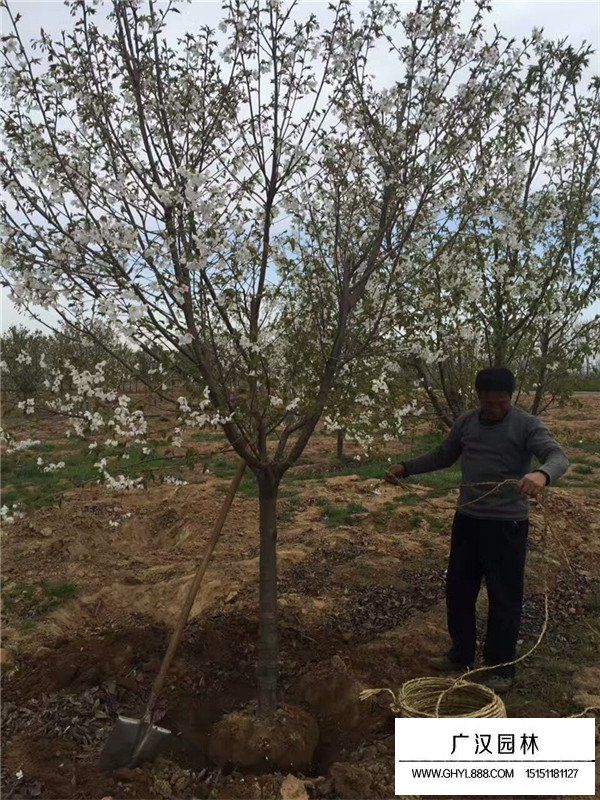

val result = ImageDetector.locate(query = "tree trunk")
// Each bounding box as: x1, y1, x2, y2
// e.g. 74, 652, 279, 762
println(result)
530, 384, 544, 415
413, 361, 453, 429
492, 336, 507, 367
257, 472, 280, 717
336, 429, 345, 462
530, 364, 547, 415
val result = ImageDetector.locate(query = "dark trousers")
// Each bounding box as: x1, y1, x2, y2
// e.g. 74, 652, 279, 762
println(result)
446, 511, 529, 677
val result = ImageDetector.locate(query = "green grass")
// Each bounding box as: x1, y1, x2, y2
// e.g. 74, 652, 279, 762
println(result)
572, 464, 594, 475
320, 500, 367, 528
370, 507, 393, 528
407, 510, 424, 528
284, 458, 391, 483
511, 609, 600, 717
409, 431, 447, 453
2, 579, 78, 622
278, 489, 303, 525
279, 486, 301, 498
210, 460, 259, 497
424, 513, 446, 532
199, 430, 451, 491
238, 476, 259, 498
563, 473, 594, 485
382, 499, 400, 510
42, 580, 78, 600
393, 492, 421, 506
1, 447, 99, 512
405, 467, 463, 493
207, 456, 240, 479
568, 454, 596, 465
568, 440, 600, 456
8, 419, 591, 524
1, 441, 192, 512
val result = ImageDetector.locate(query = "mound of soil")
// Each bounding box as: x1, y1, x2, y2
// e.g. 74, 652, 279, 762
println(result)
208, 703, 319, 771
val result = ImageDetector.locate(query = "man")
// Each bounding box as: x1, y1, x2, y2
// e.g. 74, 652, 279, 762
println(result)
385, 367, 568, 692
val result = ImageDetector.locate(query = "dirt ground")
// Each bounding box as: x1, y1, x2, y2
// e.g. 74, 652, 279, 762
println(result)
1, 396, 599, 799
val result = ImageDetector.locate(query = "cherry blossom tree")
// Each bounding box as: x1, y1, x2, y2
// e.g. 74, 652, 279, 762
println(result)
2, 0, 527, 716
395, 36, 600, 423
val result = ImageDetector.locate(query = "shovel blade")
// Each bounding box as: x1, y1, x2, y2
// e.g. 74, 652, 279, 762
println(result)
99, 715, 171, 772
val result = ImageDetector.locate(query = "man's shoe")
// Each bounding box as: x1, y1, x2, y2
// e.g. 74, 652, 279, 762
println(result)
483, 674, 515, 694
429, 655, 472, 674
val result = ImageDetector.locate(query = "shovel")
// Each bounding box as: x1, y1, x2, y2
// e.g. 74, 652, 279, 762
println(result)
99, 461, 247, 771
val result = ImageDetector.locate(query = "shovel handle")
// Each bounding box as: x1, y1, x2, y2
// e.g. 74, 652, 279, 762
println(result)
142, 461, 247, 722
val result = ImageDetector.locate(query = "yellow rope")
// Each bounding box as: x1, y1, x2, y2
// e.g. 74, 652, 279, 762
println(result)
386, 475, 522, 511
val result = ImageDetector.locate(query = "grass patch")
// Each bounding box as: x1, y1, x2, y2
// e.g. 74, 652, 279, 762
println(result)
278, 490, 303, 525
407, 430, 446, 453
511, 609, 600, 717
190, 431, 225, 443
282, 431, 449, 485
568, 440, 600, 456
568, 454, 596, 465
209, 459, 258, 498
320, 500, 367, 528
214, 472, 259, 498
280, 486, 301, 499
424, 514, 446, 532
406, 467, 463, 494
206, 455, 239, 479
407, 510, 425, 528
569, 374, 600, 392
572, 464, 594, 475
42, 580, 78, 600
2, 579, 78, 621
0, 442, 192, 513
393, 492, 421, 506
238, 476, 259, 498
370, 507, 392, 529
563, 471, 596, 488
315, 458, 393, 481
1, 450, 99, 512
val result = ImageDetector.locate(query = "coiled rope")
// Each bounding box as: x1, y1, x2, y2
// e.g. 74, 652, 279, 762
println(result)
360, 479, 599, 719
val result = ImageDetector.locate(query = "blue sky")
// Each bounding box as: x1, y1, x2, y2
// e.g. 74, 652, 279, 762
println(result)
1, 0, 599, 331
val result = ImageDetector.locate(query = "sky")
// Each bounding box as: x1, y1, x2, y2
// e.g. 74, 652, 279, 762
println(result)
1, 0, 599, 332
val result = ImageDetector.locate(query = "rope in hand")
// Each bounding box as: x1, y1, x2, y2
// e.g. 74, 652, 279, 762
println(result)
385, 475, 523, 512
360, 477, 599, 719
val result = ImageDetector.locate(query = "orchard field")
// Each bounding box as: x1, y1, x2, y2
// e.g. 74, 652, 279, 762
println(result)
1, 393, 599, 800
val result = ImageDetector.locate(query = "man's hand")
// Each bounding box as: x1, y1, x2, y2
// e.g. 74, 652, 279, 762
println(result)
517, 471, 547, 497
385, 463, 407, 485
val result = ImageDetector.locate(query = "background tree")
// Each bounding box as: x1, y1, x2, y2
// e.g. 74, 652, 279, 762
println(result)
394, 37, 600, 424
0, 325, 49, 403
0, 320, 146, 405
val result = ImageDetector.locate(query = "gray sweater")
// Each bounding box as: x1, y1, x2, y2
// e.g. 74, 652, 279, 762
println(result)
403, 406, 568, 520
